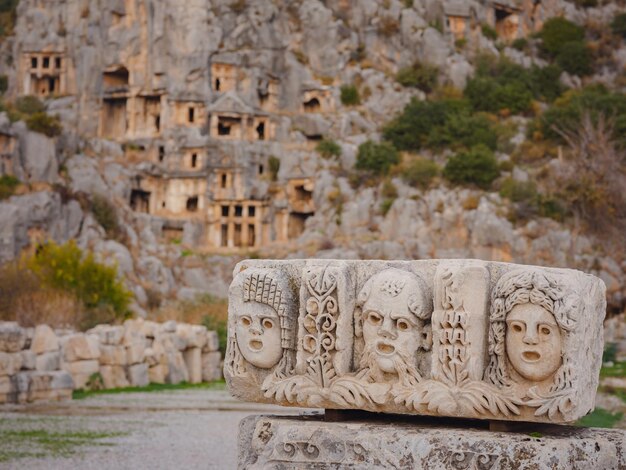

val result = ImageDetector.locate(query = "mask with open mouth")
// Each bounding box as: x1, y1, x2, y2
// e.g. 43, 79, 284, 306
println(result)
235, 302, 283, 369
505, 303, 562, 382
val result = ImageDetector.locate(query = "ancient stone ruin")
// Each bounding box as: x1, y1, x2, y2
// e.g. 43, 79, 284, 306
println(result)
227, 259, 626, 468
0, 319, 221, 404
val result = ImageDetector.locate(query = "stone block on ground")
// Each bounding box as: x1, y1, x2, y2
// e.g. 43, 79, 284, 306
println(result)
202, 351, 222, 382
238, 415, 626, 470
20, 350, 36, 370
62, 334, 100, 362
100, 365, 129, 389
177, 324, 208, 349
203, 331, 219, 353
0, 322, 26, 352
148, 364, 167, 384
13, 371, 73, 403
183, 347, 202, 384
165, 350, 188, 385
225, 259, 607, 424
87, 325, 124, 345
126, 340, 146, 365
30, 325, 59, 354
0, 352, 23, 376
62, 359, 99, 389
99, 345, 127, 365
127, 363, 149, 387
35, 351, 60, 372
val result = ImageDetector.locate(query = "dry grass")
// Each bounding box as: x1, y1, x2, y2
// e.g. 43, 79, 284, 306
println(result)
151, 294, 228, 326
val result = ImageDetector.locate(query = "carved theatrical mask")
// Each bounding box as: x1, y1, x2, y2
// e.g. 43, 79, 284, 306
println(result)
358, 269, 430, 376
505, 303, 562, 382
235, 301, 283, 369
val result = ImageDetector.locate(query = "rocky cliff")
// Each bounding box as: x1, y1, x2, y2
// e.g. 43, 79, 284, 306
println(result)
0, 0, 624, 317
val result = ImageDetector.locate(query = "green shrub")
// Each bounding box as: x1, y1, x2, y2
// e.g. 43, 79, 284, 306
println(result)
0, 174, 19, 200
380, 198, 395, 215
202, 313, 228, 356
499, 177, 538, 202
511, 38, 528, 51
465, 77, 533, 114
15, 95, 45, 115
90, 194, 120, 238
443, 145, 500, 189
340, 84, 360, 106
402, 157, 439, 188
481, 24, 498, 41
26, 112, 62, 137
316, 139, 342, 159
395, 62, 439, 93
427, 112, 498, 151
355, 140, 400, 175
612, 13, 626, 38
0, 75, 7, 94
538, 17, 585, 58
539, 86, 626, 144
27, 240, 132, 325
381, 179, 398, 199
528, 65, 564, 102
268, 156, 280, 181
556, 41, 592, 76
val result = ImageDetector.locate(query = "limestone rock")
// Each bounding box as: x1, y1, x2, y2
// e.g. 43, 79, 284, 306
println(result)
20, 350, 36, 370
202, 351, 222, 382
62, 359, 99, 389
18, 130, 59, 184
0, 322, 27, 352
100, 365, 129, 389
62, 334, 100, 362
183, 347, 202, 384
204, 331, 219, 353
127, 363, 149, 387
177, 324, 208, 349
238, 415, 626, 470
148, 364, 168, 384
87, 325, 124, 345
30, 325, 59, 354
35, 351, 60, 372
0, 352, 23, 376
225, 259, 606, 424
165, 350, 188, 385
99, 345, 127, 365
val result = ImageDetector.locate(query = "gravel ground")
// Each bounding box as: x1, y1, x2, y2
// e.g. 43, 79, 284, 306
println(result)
0, 389, 312, 469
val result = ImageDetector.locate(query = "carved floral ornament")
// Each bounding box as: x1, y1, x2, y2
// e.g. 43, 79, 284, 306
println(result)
225, 261, 605, 423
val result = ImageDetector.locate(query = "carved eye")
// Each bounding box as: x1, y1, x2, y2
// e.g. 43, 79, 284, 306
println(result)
540, 326, 551, 336
511, 323, 523, 333
397, 319, 411, 331
366, 312, 382, 326
241, 316, 251, 327
262, 318, 274, 329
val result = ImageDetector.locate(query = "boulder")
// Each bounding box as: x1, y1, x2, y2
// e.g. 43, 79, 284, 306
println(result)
166, 350, 188, 385
183, 347, 202, 384
126, 340, 146, 365
35, 352, 60, 372
100, 365, 129, 389
62, 334, 100, 362
87, 325, 124, 345
30, 325, 59, 354
127, 363, 149, 387
0, 352, 23, 376
18, 130, 59, 184
20, 350, 36, 370
0, 322, 27, 352
204, 331, 220, 353
99, 345, 127, 366
202, 351, 222, 382
148, 364, 167, 384
177, 324, 208, 349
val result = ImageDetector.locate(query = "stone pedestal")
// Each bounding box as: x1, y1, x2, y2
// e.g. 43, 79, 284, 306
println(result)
238, 414, 626, 470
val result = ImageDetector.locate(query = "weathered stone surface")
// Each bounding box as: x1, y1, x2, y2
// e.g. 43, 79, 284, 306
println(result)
100, 365, 129, 389
30, 325, 59, 354
87, 325, 124, 345
177, 324, 208, 349
126, 340, 146, 365
183, 347, 202, 384
148, 364, 168, 384
204, 331, 220, 353
20, 350, 36, 370
166, 350, 188, 385
0, 322, 27, 352
35, 351, 60, 372
225, 259, 606, 424
238, 414, 626, 470
0, 352, 23, 376
127, 363, 149, 387
99, 345, 127, 366
202, 351, 222, 382
62, 334, 100, 362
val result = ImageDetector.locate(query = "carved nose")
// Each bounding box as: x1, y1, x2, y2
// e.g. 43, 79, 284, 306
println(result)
249, 319, 262, 336
523, 329, 539, 345
378, 320, 397, 340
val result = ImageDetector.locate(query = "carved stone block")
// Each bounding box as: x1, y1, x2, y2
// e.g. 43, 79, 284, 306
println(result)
238, 414, 626, 470
225, 260, 606, 423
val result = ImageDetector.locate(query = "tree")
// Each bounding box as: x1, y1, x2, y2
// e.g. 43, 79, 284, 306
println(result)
443, 145, 500, 189
355, 141, 400, 174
